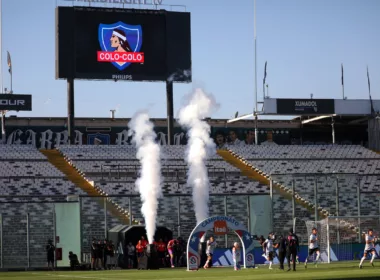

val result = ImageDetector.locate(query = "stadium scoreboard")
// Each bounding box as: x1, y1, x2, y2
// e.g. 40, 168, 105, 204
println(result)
56, 7, 191, 82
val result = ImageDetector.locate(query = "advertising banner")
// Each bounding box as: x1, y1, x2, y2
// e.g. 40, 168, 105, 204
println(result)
276, 99, 335, 115
0, 94, 32, 111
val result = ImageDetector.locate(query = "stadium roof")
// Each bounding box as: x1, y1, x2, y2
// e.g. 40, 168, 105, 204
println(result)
227, 98, 379, 124
293, 115, 372, 125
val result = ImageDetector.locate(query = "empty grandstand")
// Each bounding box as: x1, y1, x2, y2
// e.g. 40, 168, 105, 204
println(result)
55, 145, 262, 243
0, 146, 83, 267
224, 145, 380, 242
1, 140, 380, 267
0, 115, 380, 268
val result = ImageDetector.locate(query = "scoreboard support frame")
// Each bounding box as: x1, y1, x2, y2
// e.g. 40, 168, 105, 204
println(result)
67, 78, 75, 145
166, 80, 174, 145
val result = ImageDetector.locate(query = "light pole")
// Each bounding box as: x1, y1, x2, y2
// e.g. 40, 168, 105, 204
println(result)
1, 112, 4, 144
219, 0, 262, 127
254, 0, 258, 145
0, 0, 6, 144
0, 0, 3, 94
7, 51, 12, 93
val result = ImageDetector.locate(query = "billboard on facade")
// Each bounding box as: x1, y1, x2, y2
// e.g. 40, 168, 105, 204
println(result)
276, 99, 335, 115
0, 94, 32, 111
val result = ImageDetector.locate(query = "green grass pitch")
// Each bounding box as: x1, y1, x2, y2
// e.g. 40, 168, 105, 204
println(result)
0, 262, 378, 280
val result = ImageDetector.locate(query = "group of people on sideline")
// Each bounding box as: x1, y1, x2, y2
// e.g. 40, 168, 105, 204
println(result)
46, 227, 377, 271
126, 236, 187, 269
90, 238, 116, 270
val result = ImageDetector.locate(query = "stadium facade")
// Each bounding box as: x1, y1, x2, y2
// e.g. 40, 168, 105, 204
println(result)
2, 116, 369, 148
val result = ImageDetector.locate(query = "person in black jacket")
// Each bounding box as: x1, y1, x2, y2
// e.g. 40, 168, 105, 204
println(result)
277, 235, 287, 270
98, 240, 104, 270
91, 238, 97, 270
107, 240, 115, 269
286, 228, 299, 271
103, 240, 108, 270
46, 240, 55, 271
69, 251, 80, 270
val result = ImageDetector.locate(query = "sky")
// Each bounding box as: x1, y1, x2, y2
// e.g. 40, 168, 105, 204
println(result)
0, 0, 379, 119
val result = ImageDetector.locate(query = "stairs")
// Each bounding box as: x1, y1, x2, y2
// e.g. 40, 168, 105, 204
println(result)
217, 149, 359, 233
217, 149, 306, 206
40, 149, 134, 225
217, 150, 269, 185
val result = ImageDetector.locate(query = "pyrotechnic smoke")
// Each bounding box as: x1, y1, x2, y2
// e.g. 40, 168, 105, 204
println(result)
178, 88, 219, 225
128, 111, 162, 244
167, 69, 192, 82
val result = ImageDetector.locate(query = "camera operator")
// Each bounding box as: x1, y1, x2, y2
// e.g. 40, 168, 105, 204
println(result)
68, 251, 80, 270
46, 239, 55, 271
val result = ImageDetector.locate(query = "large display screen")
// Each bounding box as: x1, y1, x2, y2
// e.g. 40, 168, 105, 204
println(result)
56, 7, 191, 82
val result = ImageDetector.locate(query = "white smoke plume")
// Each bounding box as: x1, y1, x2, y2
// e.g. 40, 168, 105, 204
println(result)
178, 88, 219, 225
167, 69, 192, 82
128, 111, 162, 244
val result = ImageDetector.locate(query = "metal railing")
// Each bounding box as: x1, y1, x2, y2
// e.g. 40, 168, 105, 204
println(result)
0, 194, 251, 269
98, 164, 229, 181
269, 173, 380, 239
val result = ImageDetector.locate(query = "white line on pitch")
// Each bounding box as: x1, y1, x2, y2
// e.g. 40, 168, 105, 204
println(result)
32, 273, 111, 280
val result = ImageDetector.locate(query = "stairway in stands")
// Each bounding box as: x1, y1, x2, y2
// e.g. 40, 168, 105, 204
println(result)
40, 149, 134, 225
217, 149, 313, 209
217, 149, 359, 233
217, 150, 269, 185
